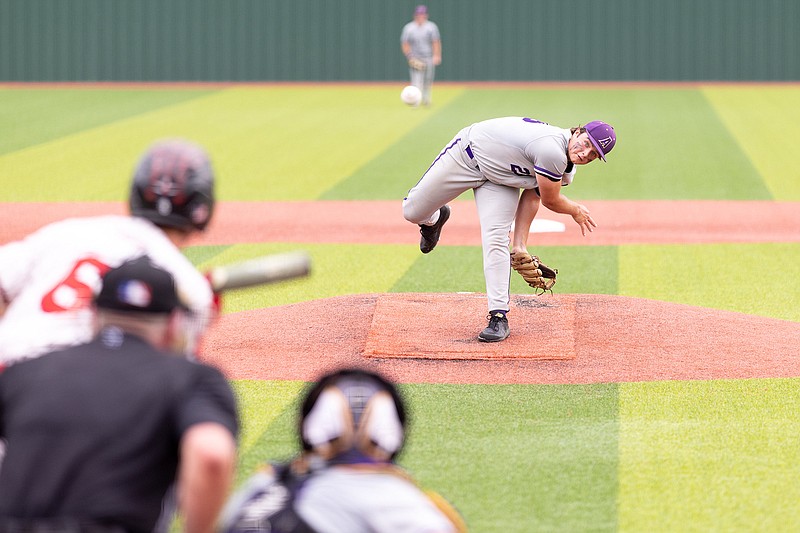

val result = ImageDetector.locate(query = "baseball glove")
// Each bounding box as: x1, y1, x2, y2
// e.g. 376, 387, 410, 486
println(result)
510, 251, 558, 294
408, 57, 426, 71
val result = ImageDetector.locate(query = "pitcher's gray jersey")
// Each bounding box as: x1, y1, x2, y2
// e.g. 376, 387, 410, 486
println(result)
464, 117, 571, 189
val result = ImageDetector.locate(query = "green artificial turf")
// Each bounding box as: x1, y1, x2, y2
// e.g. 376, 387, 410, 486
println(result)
4, 85, 799, 531
0, 88, 217, 156
0, 86, 462, 201
230, 377, 800, 532
230, 379, 621, 533
324, 87, 770, 201
183, 242, 620, 313
229, 380, 306, 484
618, 378, 800, 532
400, 383, 620, 532
391, 244, 619, 296
189, 242, 422, 313
185, 240, 799, 320
1, 84, 778, 202
620, 242, 800, 321
703, 86, 800, 201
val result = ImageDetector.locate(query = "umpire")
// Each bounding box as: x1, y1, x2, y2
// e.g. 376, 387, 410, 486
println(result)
0, 256, 239, 533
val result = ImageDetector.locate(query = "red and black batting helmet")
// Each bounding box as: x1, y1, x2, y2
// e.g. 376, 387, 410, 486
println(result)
129, 139, 215, 232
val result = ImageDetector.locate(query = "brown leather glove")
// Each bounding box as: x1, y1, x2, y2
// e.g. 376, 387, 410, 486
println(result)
510, 251, 557, 294
408, 57, 426, 70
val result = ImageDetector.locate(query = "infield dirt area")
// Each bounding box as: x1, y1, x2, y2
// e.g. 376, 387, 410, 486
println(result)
3, 199, 800, 384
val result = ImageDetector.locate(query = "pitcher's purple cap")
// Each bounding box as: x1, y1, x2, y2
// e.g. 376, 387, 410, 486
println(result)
585, 121, 616, 161
415, 5, 428, 14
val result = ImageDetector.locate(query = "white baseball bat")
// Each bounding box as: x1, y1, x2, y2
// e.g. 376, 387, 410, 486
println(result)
208, 251, 311, 292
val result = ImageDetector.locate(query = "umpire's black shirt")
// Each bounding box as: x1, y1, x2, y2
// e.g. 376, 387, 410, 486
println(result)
0, 328, 239, 533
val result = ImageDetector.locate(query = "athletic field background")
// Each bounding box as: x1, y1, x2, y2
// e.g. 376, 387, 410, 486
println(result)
2, 84, 800, 531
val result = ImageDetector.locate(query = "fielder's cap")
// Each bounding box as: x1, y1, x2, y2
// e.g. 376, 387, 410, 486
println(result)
95, 256, 187, 314
584, 120, 616, 161
415, 4, 428, 14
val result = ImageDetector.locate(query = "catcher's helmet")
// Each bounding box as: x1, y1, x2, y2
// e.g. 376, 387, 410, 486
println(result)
300, 368, 407, 462
129, 139, 215, 232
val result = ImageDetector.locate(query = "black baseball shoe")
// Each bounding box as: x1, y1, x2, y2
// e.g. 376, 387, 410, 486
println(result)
419, 205, 451, 254
478, 311, 510, 342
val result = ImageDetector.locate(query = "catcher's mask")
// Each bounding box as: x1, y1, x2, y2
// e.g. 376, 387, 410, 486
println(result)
300, 368, 407, 462
129, 139, 215, 232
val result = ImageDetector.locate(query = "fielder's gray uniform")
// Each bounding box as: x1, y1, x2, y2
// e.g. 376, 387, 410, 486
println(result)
400, 20, 440, 104
403, 117, 575, 312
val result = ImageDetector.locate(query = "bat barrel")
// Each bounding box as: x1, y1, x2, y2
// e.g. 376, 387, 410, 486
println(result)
209, 251, 311, 292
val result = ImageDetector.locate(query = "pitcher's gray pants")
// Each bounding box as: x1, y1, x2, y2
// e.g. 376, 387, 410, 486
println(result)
403, 130, 518, 312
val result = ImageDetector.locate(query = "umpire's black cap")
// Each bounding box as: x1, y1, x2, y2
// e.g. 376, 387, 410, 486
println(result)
95, 256, 188, 314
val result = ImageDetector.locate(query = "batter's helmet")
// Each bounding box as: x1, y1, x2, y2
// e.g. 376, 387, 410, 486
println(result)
300, 368, 407, 462
129, 139, 215, 232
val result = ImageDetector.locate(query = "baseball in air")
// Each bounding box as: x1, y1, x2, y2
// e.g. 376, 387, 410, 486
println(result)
400, 85, 422, 106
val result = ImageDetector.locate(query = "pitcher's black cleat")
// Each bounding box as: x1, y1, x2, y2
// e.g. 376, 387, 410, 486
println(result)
419, 205, 451, 254
478, 311, 510, 342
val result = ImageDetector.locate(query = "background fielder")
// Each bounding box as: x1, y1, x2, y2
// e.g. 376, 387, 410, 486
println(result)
403, 117, 616, 342
400, 5, 441, 106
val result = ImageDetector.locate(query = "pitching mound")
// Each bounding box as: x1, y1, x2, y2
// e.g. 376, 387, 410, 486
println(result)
363, 293, 574, 361
201, 293, 800, 384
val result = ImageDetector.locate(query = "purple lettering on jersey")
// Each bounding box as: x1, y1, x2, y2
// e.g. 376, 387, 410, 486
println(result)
523, 118, 548, 125
511, 164, 531, 176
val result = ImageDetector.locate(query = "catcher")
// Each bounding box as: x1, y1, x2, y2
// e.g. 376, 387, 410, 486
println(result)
219, 368, 466, 533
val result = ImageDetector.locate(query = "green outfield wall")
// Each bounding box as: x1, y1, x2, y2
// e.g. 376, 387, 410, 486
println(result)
2, 0, 797, 82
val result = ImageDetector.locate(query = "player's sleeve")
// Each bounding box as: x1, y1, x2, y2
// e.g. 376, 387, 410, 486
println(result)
561, 162, 576, 186
174, 363, 239, 440
431, 23, 441, 41
401, 25, 410, 43
526, 138, 568, 183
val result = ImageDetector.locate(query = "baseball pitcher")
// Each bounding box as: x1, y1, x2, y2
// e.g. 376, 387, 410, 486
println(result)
402, 117, 616, 342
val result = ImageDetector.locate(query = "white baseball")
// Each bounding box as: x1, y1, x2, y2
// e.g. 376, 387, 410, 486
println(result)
400, 85, 422, 106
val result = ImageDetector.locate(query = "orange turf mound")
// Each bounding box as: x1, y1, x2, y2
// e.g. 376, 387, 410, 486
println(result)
6, 200, 799, 386
201, 293, 800, 385
363, 293, 574, 361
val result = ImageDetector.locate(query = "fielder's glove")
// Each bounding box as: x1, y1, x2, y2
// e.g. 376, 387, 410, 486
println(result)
510, 251, 558, 294
408, 57, 426, 71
